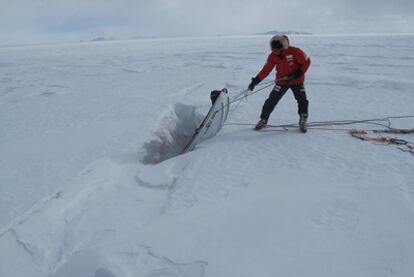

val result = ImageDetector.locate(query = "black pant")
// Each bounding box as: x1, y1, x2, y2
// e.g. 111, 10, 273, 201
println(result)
260, 83, 309, 120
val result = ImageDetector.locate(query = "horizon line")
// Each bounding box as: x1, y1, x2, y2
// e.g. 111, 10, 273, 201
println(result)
1, 32, 414, 48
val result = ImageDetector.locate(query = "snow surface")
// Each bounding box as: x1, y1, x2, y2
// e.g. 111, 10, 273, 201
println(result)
1, 35, 414, 277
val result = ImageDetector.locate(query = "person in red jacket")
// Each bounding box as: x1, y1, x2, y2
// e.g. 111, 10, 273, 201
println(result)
248, 35, 311, 132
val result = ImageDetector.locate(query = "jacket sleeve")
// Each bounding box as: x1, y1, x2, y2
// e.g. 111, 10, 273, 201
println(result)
295, 48, 311, 73
257, 54, 276, 81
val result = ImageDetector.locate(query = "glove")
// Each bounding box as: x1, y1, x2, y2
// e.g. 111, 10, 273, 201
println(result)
248, 77, 261, 91
210, 90, 221, 104
286, 69, 303, 80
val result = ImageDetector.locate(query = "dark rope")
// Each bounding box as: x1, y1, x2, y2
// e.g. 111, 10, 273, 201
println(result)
225, 116, 414, 129
225, 116, 414, 155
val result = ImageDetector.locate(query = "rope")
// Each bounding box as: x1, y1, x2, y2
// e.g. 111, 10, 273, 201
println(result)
226, 116, 414, 129
215, 82, 414, 155
226, 80, 275, 119
229, 81, 275, 105
225, 116, 414, 155
350, 129, 414, 155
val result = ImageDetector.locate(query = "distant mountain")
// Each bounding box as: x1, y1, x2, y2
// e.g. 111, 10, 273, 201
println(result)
259, 30, 312, 35
91, 36, 115, 42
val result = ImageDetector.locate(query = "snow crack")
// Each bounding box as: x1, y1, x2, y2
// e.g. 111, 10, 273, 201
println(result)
140, 103, 203, 164
116, 245, 208, 277
10, 229, 36, 258
0, 190, 62, 239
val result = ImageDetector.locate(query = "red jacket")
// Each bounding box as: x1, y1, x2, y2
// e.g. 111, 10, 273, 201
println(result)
257, 40, 311, 85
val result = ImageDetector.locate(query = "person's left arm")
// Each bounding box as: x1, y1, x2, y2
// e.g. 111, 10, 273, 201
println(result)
287, 48, 311, 80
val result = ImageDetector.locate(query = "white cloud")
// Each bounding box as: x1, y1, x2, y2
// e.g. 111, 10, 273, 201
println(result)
0, 0, 413, 45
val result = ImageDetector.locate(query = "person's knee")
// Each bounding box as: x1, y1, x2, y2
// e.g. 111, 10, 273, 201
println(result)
294, 89, 307, 101
270, 88, 284, 100
272, 84, 282, 92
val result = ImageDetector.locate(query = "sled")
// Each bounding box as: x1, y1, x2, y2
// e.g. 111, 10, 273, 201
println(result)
181, 88, 229, 153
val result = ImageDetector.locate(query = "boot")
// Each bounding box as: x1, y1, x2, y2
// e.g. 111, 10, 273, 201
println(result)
299, 114, 308, 133
254, 119, 268, 130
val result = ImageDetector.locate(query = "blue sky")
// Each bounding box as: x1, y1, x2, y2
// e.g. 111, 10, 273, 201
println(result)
0, 0, 413, 45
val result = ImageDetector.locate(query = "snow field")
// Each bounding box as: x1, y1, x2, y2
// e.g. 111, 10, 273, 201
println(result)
0, 35, 414, 277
